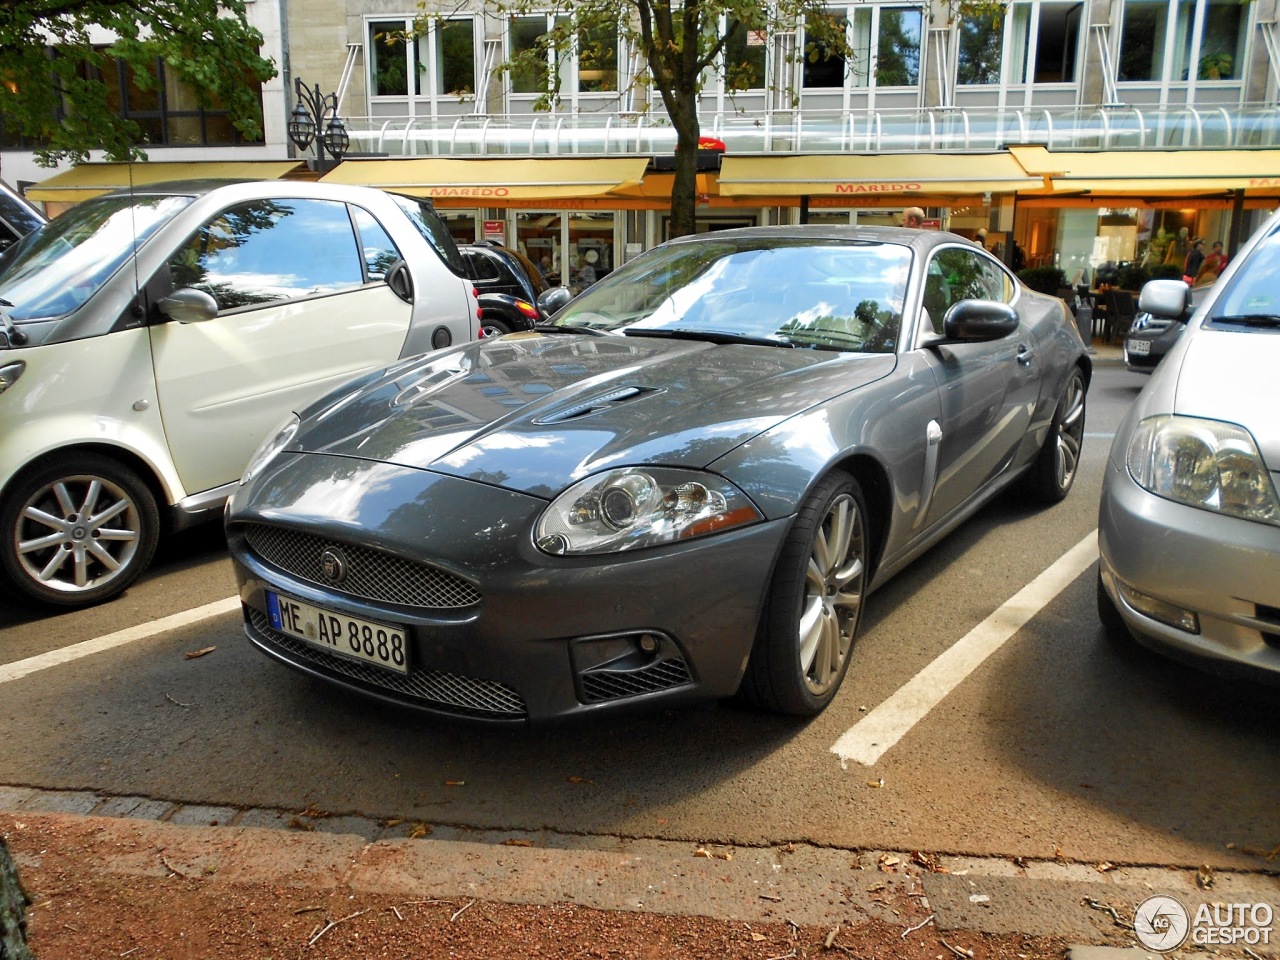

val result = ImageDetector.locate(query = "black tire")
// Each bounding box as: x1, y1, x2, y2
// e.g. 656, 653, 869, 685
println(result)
1026, 366, 1086, 503
0, 453, 160, 608
480, 318, 512, 338
739, 471, 868, 716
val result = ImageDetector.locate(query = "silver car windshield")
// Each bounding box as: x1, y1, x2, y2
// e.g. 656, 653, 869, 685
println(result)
551, 238, 911, 353
0, 194, 193, 322
1207, 226, 1280, 328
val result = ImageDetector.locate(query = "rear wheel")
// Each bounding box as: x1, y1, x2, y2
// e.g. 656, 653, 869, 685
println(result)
1026, 367, 1086, 503
0, 454, 159, 608
480, 318, 512, 338
739, 471, 868, 715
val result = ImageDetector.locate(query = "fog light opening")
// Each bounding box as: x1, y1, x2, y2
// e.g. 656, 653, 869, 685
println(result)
637, 633, 659, 655
1116, 582, 1200, 634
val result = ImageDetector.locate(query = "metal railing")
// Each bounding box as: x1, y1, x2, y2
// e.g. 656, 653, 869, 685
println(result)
345, 103, 1280, 158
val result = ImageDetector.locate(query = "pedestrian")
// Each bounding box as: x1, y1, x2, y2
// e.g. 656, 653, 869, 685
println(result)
1182, 238, 1205, 282
975, 228, 989, 249
902, 207, 925, 229
1196, 240, 1227, 284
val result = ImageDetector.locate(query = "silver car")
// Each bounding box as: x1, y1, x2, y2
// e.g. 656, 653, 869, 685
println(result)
226, 227, 1090, 722
1099, 210, 1280, 682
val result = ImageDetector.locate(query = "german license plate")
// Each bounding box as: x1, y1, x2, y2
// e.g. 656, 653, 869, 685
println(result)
1127, 338, 1151, 356
265, 591, 409, 674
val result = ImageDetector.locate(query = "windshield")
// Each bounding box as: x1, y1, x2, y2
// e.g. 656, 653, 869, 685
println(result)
550, 238, 910, 353
1206, 226, 1280, 328
0, 194, 193, 322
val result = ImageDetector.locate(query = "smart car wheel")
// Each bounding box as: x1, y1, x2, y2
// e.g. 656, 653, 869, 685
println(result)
0, 454, 159, 608
740, 471, 867, 716
1027, 367, 1086, 503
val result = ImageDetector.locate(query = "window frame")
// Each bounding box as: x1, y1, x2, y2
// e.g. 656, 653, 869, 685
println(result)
1115, 0, 1250, 90
366, 16, 479, 103
799, 2, 925, 93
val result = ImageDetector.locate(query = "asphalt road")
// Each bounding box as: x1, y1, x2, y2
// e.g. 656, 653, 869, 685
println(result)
2, 363, 1277, 874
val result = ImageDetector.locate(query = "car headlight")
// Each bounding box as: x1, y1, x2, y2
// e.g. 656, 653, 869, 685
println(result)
536, 467, 763, 555
241, 413, 301, 485
1126, 415, 1280, 525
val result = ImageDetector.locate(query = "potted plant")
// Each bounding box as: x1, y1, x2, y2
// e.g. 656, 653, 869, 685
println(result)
1199, 51, 1233, 80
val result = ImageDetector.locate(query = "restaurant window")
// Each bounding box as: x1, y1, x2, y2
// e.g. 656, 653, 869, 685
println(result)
369, 18, 476, 98
802, 5, 920, 89
77, 50, 262, 147
1008, 1, 1083, 84
1117, 0, 1245, 83
724, 17, 768, 89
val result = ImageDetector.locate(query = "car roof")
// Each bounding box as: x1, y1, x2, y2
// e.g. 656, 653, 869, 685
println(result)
664, 223, 972, 253
94, 178, 388, 202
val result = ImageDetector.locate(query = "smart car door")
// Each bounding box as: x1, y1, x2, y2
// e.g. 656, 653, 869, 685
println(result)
919, 246, 1039, 525
149, 197, 413, 496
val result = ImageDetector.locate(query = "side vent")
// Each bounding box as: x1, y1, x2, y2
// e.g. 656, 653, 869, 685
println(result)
535, 386, 660, 424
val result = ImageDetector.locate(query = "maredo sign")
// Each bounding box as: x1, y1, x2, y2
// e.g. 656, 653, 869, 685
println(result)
835, 182, 923, 193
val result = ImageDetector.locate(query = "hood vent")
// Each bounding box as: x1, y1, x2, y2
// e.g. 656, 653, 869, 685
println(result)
535, 385, 660, 424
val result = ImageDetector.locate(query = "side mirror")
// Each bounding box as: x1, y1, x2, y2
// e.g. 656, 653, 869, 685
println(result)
943, 299, 1019, 341
386, 260, 414, 303
157, 288, 218, 324
537, 286, 573, 318
1138, 278, 1191, 320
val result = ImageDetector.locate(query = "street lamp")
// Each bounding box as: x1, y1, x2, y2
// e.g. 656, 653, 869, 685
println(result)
287, 77, 349, 172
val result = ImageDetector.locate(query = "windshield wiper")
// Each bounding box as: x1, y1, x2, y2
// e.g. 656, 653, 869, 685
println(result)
622, 327, 796, 348
533, 322, 610, 336
1212, 314, 1280, 327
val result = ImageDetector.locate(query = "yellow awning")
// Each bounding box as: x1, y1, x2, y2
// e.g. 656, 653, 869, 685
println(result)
1009, 145, 1280, 194
320, 158, 649, 201
718, 153, 1039, 197
25, 161, 308, 202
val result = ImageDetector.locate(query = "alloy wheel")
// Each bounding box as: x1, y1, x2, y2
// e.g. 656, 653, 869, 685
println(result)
798, 492, 866, 695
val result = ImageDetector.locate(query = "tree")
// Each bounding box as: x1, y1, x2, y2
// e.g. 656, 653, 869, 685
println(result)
0, 0, 276, 166
417, 0, 850, 238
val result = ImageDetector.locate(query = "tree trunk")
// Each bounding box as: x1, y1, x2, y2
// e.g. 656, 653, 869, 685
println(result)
666, 90, 702, 239
0, 839, 33, 960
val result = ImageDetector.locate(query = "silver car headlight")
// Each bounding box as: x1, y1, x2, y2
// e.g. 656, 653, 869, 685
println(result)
1126, 415, 1280, 525
536, 467, 763, 555
241, 413, 301, 485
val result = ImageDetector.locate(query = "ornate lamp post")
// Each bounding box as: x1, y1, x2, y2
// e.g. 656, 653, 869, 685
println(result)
286, 77, 349, 172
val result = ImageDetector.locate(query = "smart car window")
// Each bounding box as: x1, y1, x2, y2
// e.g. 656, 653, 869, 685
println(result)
465, 252, 502, 282
553, 238, 910, 354
167, 198, 363, 311
351, 206, 401, 281
387, 193, 467, 276
0, 194, 193, 322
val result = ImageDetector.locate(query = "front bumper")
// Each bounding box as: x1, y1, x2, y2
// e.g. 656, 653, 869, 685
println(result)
227, 455, 790, 722
1098, 456, 1280, 682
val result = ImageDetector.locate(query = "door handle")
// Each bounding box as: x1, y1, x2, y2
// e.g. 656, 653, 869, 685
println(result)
1017, 343, 1035, 365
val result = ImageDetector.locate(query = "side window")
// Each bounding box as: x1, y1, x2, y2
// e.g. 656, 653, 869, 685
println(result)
351, 206, 401, 281
468, 253, 502, 282
168, 199, 363, 311
922, 247, 1012, 332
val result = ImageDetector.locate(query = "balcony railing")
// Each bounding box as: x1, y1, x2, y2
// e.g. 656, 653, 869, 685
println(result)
345, 103, 1280, 157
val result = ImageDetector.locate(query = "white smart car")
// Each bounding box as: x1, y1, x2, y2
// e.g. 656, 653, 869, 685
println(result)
0, 179, 480, 608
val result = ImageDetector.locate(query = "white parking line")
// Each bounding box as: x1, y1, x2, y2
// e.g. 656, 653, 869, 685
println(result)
830, 531, 1099, 767
0, 596, 240, 685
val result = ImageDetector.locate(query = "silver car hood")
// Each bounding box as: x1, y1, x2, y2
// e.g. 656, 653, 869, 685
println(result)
296, 332, 896, 498
1175, 327, 1280, 467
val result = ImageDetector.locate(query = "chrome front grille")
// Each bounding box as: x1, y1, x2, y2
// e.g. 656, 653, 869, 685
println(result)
242, 523, 480, 609
580, 656, 692, 703
247, 608, 526, 718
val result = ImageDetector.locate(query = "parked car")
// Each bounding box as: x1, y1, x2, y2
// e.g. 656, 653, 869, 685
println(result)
1123, 281, 1211, 373
0, 180, 45, 252
1099, 209, 1280, 683
226, 226, 1090, 723
460, 241, 548, 336
0, 179, 480, 608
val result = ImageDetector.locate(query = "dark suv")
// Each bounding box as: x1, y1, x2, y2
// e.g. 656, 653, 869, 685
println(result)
460, 241, 549, 335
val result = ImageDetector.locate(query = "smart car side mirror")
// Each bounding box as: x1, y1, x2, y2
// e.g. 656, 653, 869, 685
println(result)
157, 288, 218, 324
537, 286, 573, 317
386, 260, 414, 304
943, 300, 1019, 341
1138, 279, 1192, 321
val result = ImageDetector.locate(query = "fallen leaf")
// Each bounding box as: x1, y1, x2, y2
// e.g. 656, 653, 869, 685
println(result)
867, 882, 888, 893
879, 854, 902, 871
384, 818, 405, 829
1054, 846, 1066, 862
783, 842, 796, 854
566, 776, 597, 786
502, 839, 534, 847
444, 780, 466, 787
694, 846, 733, 860
1197, 864, 1215, 889
695, 846, 712, 859
867, 778, 885, 788
287, 817, 315, 832
184, 646, 216, 659
297, 806, 330, 819
751, 933, 767, 942
1095, 861, 1116, 873
408, 823, 431, 839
